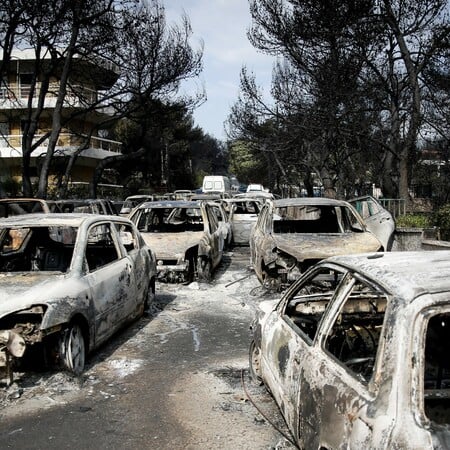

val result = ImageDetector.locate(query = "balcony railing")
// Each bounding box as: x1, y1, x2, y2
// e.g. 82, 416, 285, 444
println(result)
0, 83, 100, 107
0, 133, 122, 154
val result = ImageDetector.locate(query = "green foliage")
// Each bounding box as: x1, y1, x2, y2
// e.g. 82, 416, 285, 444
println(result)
228, 140, 267, 185
396, 214, 432, 228
433, 205, 450, 241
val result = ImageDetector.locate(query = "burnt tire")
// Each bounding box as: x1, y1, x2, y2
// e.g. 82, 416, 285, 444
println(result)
59, 323, 86, 375
197, 256, 212, 282
249, 340, 263, 385
145, 278, 156, 312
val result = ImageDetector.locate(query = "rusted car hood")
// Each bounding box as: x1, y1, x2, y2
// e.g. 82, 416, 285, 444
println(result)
274, 233, 381, 261
0, 272, 69, 318
141, 232, 203, 258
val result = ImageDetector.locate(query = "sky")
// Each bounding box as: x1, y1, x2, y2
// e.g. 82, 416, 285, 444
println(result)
164, 0, 274, 141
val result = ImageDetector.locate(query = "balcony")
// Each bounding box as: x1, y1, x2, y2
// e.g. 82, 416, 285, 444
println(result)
0, 133, 122, 159
0, 83, 107, 110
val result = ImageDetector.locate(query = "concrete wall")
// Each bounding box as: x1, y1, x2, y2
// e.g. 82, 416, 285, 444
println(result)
392, 227, 441, 251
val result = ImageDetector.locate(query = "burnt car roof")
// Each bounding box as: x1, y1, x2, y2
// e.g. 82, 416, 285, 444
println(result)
272, 197, 351, 207
138, 200, 201, 209
0, 213, 128, 227
326, 250, 450, 299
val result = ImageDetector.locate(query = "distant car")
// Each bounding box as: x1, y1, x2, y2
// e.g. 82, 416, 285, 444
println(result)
54, 198, 117, 215
119, 195, 155, 216
234, 191, 275, 201
250, 198, 382, 289
246, 183, 267, 193
249, 251, 450, 449
221, 198, 262, 246
0, 198, 52, 217
129, 200, 224, 282
0, 214, 156, 382
349, 195, 395, 250
173, 190, 194, 201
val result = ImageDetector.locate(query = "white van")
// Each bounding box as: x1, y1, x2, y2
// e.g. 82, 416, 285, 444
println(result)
202, 176, 231, 194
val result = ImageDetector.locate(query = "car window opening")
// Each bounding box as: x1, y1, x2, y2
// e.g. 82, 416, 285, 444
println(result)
0, 226, 75, 273
324, 278, 388, 384
273, 206, 340, 233
137, 208, 204, 233
284, 268, 344, 342
424, 312, 450, 425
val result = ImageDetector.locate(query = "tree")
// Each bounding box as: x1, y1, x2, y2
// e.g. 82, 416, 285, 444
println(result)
228, 0, 449, 202
88, 0, 204, 197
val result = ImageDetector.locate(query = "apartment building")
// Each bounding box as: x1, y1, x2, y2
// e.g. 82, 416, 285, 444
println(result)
0, 49, 122, 191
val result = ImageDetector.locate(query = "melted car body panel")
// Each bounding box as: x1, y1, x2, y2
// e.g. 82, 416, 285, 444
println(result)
251, 251, 450, 448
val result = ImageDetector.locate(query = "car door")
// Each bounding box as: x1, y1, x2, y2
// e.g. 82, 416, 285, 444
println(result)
350, 196, 395, 250
202, 203, 223, 267
297, 272, 390, 449
113, 221, 145, 319
211, 203, 231, 248
84, 222, 137, 345
260, 265, 347, 438
250, 204, 269, 276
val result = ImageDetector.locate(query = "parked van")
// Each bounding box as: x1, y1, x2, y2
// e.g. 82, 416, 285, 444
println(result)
202, 176, 232, 195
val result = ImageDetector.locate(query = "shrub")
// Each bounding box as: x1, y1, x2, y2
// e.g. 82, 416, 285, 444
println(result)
433, 204, 450, 241
396, 214, 432, 228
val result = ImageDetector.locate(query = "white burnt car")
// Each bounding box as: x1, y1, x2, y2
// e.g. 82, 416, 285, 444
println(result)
0, 214, 156, 382
250, 198, 382, 289
129, 200, 224, 282
221, 197, 262, 246
249, 251, 450, 449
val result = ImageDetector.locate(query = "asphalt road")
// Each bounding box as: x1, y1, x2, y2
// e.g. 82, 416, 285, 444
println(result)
0, 248, 295, 450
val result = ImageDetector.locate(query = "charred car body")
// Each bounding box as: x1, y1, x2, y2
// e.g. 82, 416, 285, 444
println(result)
250, 198, 382, 289
0, 214, 156, 383
250, 251, 450, 449
129, 200, 224, 283
221, 197, 262, 246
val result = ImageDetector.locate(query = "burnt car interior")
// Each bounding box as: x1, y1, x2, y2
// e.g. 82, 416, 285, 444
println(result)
272, 205, 365, 234
273, 206, 341, 233
136, 207, 204, 233
284, 268, 388, 383
424, 312, 450, 425
0, 227, 75, 272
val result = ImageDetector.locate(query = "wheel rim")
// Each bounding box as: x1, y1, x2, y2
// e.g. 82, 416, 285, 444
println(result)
250, 342, 262, 381
64, 325, 85, 374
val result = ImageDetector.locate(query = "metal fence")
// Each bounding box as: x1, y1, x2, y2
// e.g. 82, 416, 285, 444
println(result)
379, 198, 406, 218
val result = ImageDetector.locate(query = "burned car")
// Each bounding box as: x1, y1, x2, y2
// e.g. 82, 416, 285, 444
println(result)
0, 198, 52, 217
221, 198, 262, 246
250, 198, 382, 289
129, 200, 224, 282
0, 214, 156, 383
54, 198, 117, 215
349, 195, 396, 251
249, 251, 450, 449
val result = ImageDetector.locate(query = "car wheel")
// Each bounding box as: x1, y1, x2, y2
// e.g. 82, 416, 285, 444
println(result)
145, 278, 156, 312
249, 340, 263, 385
197, 256, 212, 282
59, 323, 86, 375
